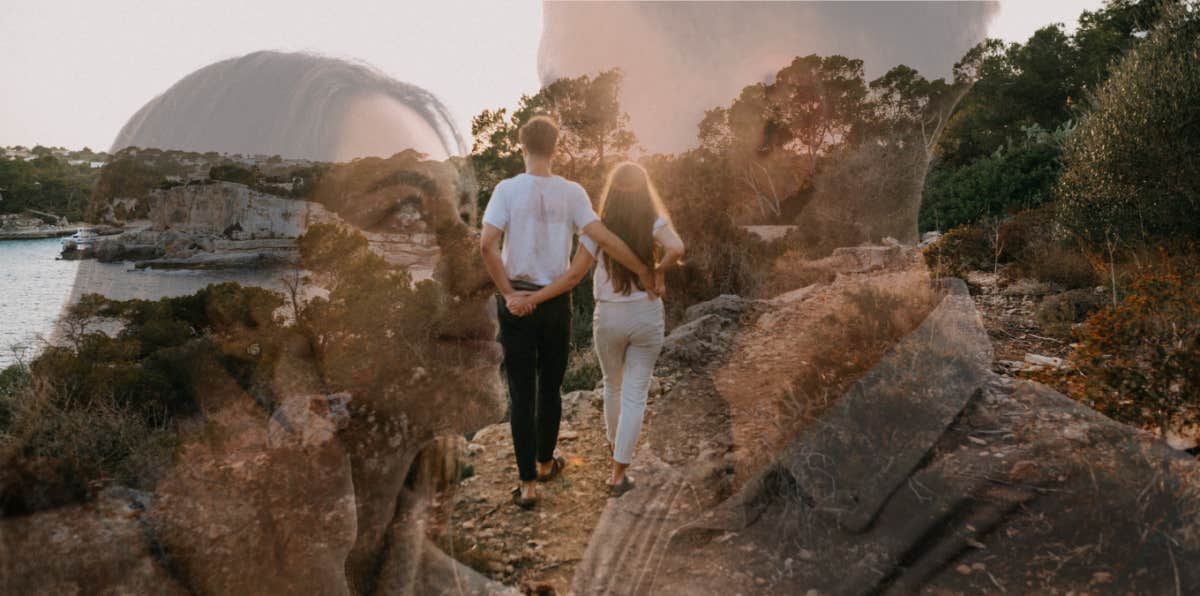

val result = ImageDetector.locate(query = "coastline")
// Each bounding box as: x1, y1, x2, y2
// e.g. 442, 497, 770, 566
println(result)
0, 226, 76, 241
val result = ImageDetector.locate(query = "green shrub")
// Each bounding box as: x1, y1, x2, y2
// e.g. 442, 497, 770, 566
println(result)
1056, 4, 1200, 247
570, 272, 595, 352
0, 363, 29, 396
804, 141, 928, 246
0, 364, 30, 432
1, 283, 286, 513
208, 163, 260, 186
921, 134, 1063, 233
0, 383, 177, 514
995, 206, 1055, 263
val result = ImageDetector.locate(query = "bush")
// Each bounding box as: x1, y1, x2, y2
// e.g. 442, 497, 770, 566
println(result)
995, 206, 1054, 263
644, 153, 782, 322
922, 224, 995, 278
1042, 269, 1200, 435
208, 163, 260, 186
1056, 4, 1200, 247
989, 206, 1102, 290
921, 135, 1062, 233
570, 273, 595, 352
0, 383, 177, 514
1035, 288, 1107, 335
663, 219, 774, 322
0, 364, 31, 431
803, 141, 928, 247
1008, 241, 1101, 290
0, 283, 287, 513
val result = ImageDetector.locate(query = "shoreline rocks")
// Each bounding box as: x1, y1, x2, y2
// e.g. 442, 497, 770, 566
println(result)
0, 227, 75, 240
0, 213, 75, 240
87, 182, 439, 274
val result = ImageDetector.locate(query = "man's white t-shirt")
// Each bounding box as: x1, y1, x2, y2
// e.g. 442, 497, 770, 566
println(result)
581, 217, 679, 303
482, 173, 598, 286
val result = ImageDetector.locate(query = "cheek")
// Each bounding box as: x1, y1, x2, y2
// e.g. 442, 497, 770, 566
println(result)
425, 334, 506, 432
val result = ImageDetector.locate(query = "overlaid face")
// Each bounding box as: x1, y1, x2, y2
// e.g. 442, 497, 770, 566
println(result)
11, 3, 1199, 594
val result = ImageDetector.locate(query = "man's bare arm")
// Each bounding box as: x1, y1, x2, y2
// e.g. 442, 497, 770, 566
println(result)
479, 224, 515, 296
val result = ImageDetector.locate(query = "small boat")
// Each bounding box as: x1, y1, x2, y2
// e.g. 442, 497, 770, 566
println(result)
61, 228, 97, 249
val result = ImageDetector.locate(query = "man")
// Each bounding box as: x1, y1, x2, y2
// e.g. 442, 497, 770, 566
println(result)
480, 115, 655, 508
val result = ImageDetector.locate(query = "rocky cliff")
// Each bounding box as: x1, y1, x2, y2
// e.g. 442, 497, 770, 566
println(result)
94, 182, 438, 275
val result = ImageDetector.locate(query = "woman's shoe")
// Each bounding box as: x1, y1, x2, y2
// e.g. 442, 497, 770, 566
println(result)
511, 487, 537, 510
537, 456, 566, 482
607, 475, 635, 498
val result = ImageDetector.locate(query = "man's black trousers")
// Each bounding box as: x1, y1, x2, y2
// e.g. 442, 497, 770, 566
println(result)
497, 289, 571, 482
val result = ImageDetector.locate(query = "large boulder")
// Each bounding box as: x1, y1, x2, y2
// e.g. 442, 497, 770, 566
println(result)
660, 294, 758, 369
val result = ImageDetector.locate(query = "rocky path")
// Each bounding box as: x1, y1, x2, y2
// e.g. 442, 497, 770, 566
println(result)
960, 271, 1077, 373
429, 384, 671, 594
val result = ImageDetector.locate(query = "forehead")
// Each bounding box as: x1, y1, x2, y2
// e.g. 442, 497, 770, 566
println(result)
332, 92, 452, 163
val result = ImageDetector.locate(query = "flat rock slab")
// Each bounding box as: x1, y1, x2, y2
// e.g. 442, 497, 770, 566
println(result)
777, 278, 992, 532
572, 454, 699, 596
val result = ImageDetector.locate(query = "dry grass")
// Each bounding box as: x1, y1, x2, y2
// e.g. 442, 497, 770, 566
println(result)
763, 249, 839, 297
0, 370, 177, 514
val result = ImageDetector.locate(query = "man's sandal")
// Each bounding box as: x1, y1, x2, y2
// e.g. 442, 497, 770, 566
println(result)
536, 456, 566, 483
511, 487, 537, 510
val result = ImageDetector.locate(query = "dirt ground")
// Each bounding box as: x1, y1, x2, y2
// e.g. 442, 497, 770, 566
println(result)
425, 383, 673, 595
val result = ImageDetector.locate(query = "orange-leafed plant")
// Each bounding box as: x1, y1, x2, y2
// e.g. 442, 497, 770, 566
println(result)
1042, 268, 1200, 436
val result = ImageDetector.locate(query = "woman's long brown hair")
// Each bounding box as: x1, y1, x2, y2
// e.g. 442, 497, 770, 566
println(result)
597, 162, 673, 295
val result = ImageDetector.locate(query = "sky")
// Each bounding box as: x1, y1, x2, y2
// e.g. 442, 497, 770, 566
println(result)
0, 0, 1105, 152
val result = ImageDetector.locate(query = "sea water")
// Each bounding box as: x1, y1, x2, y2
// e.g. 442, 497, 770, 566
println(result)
0, 238, 79, 368
0, 238, 291, 369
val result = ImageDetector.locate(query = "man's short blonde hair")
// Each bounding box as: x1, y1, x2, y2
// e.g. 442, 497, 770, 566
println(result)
519, 115, 560, 157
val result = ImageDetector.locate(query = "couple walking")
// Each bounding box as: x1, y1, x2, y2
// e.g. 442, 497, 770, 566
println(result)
480, 116, 685, 509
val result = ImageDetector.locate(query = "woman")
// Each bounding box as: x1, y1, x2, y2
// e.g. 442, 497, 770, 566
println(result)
112, 50, 463, 162
516, 162, 684, 496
